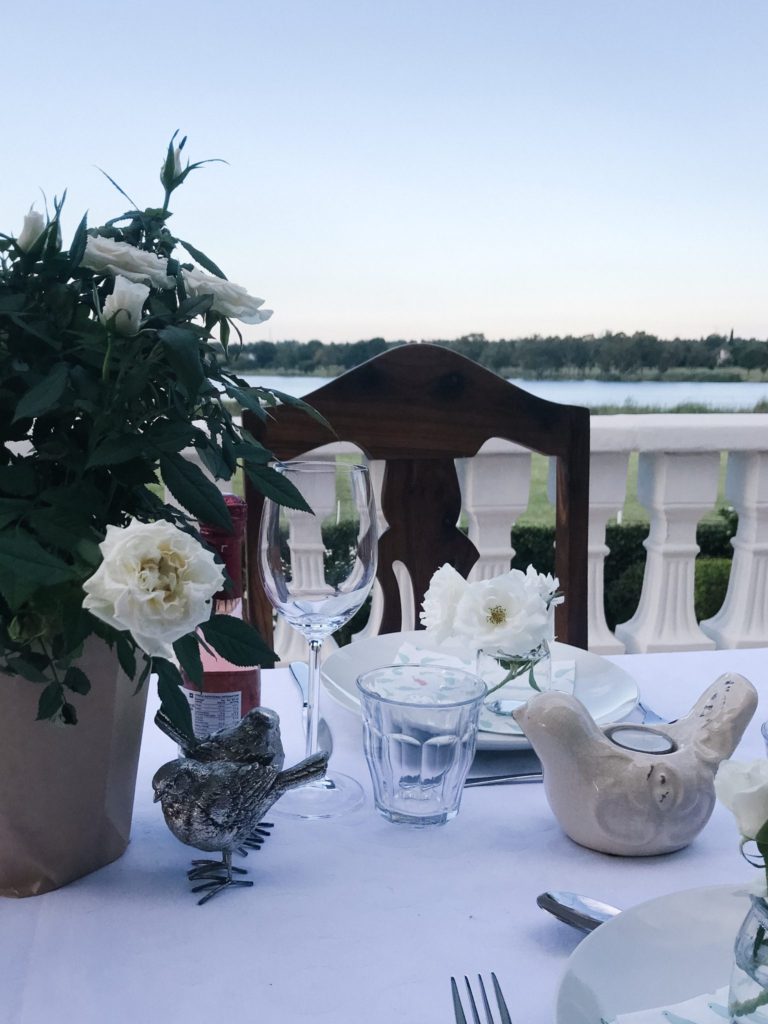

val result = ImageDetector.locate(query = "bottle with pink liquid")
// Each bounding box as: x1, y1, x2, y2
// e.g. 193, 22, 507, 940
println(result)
182, 494, 261, 737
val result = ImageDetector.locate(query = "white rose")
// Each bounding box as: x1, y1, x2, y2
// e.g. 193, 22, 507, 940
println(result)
715, 759, 768, 840
452, 570, 550, 655
82, 520, 224, 659
17, 207, 46, 252
420, 563, 468, 642
100, 275, 150, 336
82, 235, 175, 290
525, 564, 564, 607
183, 268, 272, 324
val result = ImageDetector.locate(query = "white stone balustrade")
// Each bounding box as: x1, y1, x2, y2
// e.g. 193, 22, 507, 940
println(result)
614, 451, 720, 653
169, 413, 768, 654
700, 451, 768, 649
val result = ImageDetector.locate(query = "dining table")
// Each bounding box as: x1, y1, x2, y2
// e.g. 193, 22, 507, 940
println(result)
1, 645, 766, 1024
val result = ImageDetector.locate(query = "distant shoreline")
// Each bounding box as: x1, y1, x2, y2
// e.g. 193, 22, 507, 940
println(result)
240, 373, 768, 412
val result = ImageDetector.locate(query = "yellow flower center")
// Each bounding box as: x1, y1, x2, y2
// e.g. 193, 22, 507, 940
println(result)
487, 604, 507, 626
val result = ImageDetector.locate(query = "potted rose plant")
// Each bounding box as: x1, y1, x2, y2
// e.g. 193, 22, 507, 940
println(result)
0, 134, 309, 895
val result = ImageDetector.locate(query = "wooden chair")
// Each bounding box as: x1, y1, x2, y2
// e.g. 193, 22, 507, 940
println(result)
243, 343, 590, 651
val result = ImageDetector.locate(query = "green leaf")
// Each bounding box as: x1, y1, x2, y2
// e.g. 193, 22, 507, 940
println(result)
13, 363, 69, 422
199, 615, 275, 667
116, 635, 137, 680
86, 434, 145, 468
159, 325, 206, 395
233, 439, 273, 466
159, 453, 232, 530
222, 384, 267, 419
0, 532, 78, 607
5, 655, 48, 683
0, 463, 37, 496
176, 238, 227, 279
37, 682, 64, 721
244, 464, 312, 512
176, 294, 214, 319
134, 654, 151, 696
0, 498, 32, 530
63, 666, 91, 695
69, 212, 88, 269
145, 419, 202, 454
197, 439, 233, 481
173, 633, 203, 687
262, 388, 333, 431
61, 702, 78, 725
153, 657, 195, 744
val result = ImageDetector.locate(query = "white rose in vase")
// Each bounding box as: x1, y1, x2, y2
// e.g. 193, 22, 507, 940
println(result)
82, 519, 224, 659
453, 571, 551, 656
715, 759, 768, 841
418, 563, 468, 642
100, 276, 150, 336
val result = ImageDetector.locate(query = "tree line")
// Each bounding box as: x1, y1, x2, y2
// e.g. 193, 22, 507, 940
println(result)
226, 332, 768, 378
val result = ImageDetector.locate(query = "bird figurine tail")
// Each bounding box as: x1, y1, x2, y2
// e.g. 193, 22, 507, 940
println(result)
277, 752, 329, 791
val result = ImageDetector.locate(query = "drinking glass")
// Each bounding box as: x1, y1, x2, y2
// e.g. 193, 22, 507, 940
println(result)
357, 664, 486, 826
258, 459, 377, 818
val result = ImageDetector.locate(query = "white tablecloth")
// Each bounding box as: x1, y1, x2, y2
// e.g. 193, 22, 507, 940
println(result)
2, 648, 766, 1024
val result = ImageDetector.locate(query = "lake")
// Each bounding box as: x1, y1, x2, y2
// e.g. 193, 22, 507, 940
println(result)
243, 374, 768, 410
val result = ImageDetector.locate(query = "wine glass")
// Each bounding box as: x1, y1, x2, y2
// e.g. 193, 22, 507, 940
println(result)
258, 459, 377, 818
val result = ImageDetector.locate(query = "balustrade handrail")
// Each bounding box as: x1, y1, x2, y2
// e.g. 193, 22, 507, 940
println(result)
169, 414, 768, 659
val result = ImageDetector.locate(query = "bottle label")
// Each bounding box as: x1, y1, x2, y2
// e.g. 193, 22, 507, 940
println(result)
184, 688, 242, 738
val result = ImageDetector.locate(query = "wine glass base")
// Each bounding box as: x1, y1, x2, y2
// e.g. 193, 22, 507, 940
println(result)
272, 772, 365, 820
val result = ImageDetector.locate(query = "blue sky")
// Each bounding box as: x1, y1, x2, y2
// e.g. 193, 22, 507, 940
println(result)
2, 0, 766, 342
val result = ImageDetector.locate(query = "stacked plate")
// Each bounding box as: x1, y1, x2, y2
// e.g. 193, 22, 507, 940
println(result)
321, 631, 639, 751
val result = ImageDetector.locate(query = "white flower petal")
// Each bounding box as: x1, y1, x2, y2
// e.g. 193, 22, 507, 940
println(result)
82, 519, 224, 659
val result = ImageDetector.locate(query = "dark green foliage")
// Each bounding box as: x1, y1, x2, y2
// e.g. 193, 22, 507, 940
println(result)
604, 561, 647, 630
694, 558, 733, 621
510, 512, 738, 631
221, 331, 768, 386
0, 136, 292, 729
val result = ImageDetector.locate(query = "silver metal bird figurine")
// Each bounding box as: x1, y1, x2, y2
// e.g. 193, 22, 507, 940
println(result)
153, 752, 328, 904
154, 705, 286, 855
154, 705, 285, 769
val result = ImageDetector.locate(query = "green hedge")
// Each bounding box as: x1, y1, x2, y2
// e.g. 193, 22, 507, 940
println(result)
511, 510, 736, 629
329, 510, 737, 644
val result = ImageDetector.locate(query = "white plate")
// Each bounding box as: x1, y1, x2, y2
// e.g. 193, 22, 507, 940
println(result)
555, 883, 748, 1023
321, 631, 639, 751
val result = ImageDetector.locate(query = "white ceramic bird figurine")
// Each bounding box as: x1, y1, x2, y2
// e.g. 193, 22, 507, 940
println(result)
513, 672, 757, 856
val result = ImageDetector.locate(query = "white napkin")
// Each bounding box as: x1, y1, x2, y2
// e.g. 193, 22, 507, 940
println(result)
393, 642, 576, 735
607, 985, 732, 1023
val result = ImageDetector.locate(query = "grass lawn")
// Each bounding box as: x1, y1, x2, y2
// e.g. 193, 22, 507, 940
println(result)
229, 451, 730, 528
516, 451, 730, 527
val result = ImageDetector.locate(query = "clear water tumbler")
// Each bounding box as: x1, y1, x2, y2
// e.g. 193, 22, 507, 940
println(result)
357, 664, 486, 827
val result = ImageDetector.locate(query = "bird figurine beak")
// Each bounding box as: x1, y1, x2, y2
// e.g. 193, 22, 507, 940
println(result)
151, 760, 177, 801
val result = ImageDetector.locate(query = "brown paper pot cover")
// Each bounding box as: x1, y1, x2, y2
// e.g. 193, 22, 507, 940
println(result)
0, 638, 149, 897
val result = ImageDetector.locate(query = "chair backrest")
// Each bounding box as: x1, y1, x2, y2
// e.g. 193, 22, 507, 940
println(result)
243, 343, 590, 650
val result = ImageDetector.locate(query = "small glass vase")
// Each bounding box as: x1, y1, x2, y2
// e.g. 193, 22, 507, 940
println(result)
475, 639, 552, 717
729, 896, 768, 1022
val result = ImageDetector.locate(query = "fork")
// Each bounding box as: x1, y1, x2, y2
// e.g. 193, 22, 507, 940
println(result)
450, 973, 512, 1024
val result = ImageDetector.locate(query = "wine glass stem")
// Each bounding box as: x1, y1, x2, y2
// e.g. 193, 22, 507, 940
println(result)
305, 637, 323, 759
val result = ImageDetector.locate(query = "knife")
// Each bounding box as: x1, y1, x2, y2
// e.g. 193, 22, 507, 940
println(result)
288, 661, 334, 756
464, 770, 543, 788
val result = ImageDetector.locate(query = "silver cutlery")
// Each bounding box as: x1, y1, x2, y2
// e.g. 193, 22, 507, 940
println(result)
464, 769, 543, 788
451, 973, 512, 1024
536, 889, 621, 931
288, 661, 334, 755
